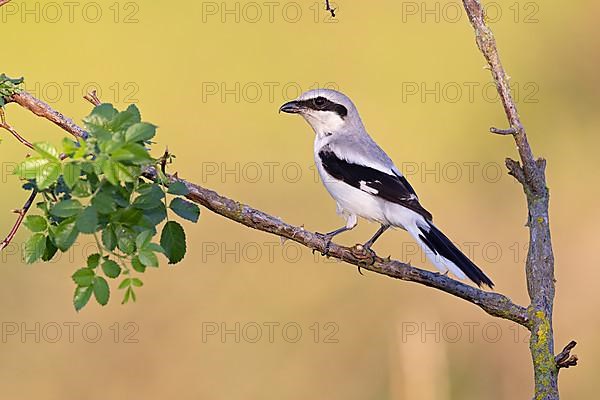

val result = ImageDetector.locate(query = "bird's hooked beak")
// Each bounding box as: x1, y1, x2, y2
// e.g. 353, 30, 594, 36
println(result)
279, 100, 303, 114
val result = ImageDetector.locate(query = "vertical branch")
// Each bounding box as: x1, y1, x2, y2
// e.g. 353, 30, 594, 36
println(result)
461, 1, 560, 399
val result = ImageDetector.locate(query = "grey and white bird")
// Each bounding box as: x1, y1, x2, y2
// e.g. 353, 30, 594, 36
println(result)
279, 89, 494, 288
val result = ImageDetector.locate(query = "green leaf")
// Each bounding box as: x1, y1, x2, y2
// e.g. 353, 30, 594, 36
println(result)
50, 199, 83, 218
33, 142, 60, 161
102, 224, 117, 251
92, 191, 117, 214
24, 233, 46, 264
102, 259, 121, 279
169, 198, 200, 223
84, 103, 118, 127
118, 278, 131, 289
76, 206, 98, 234
87, 253, 101, 269
72, 268, 95, 286
102, 160, 137, 185
16, 157, 50, 180
41, 236, 58, 261
72, 180, 92, 197
132, 185, 164, 210
135, 230, 153, 250
131, 278, 143, 287
125, 122, 156, 143
116, 226, 136, 255
93, 277, 110, 306
74, 286, 93, 311
63, 163, 81, 189
108, 104, 141, 131
160, 221, 186, 264
23, 215, 47, 232
53, 219, 79, 251
143, 204, 167, 226
167, 181, 190, 196
36, 161, 61, 190
111, 143, 151, 164
138, 250, 158, 267
131, 256, 146, 273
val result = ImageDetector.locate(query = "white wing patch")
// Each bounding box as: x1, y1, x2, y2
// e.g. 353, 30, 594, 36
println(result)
359, 180, 379, 195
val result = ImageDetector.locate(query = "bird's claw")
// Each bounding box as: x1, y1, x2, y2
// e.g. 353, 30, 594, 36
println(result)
351, 244, 377, 274
314, 232, 333, 256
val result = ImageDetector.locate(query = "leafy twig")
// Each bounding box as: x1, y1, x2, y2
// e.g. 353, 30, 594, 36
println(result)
6, 89, 529, 327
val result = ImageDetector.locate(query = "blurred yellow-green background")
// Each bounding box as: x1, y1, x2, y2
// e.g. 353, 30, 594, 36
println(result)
0, 1, 598, 399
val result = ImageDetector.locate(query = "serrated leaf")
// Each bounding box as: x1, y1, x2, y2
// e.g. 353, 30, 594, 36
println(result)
131, 256, 146, 273
15, 157, 49, 180
53, 219, 79, 251
74, 286, 93, 311
116, 226, 136, 255
102, 259, 121, 279
135, 230, 153, 250
132, 185, 164, 210
63, 163, 81, 189
76, 206, 98, 234
169, 198, 200, 223
92, 191, 117, 214
50, 199, 83, 218
143, 204, 167, 226
138, 250, 158, 267
24, 233, 46, 264
93, 276, 110, 306
108, 104, 141, 131
41, 236, 58, 261
72, 268, 95, 286
167, 181, 190, 195
33, 142, 60, 161
160, 221, 186, 264
146, 243, 164, 254
23, 215, 47, 232
111, 143, 151, 164
102, 224, 117, 251
102, 160, 138, 185
36, 161, 61, 190
125, 122, 156, 143
84, 103, 118, 127
87, 253, 101, 269
72, 180, 92, 197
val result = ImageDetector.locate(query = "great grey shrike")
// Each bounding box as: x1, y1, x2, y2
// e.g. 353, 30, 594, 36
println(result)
279, 89, 494, 288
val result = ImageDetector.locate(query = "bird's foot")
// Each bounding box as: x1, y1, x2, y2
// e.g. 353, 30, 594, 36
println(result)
351, 243, 377, 274
314, 232, 334, 256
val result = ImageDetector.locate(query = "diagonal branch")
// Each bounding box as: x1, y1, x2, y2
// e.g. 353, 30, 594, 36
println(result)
3, 90, 529, 327
0, 189, 38, 251
0, 107, 34, 149
144, 166, 529, 326
7, 92, 87, 139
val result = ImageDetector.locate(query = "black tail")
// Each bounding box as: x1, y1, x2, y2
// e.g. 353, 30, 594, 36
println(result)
418, 223, 494, 288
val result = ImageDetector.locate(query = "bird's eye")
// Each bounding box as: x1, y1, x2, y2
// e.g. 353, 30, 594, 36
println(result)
314, 97, 327, 108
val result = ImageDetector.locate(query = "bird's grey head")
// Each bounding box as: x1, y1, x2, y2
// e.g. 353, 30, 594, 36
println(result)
279, 89, 364, 136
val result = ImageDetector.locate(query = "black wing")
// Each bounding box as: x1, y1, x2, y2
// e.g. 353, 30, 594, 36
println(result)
319, 148, 433, 221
